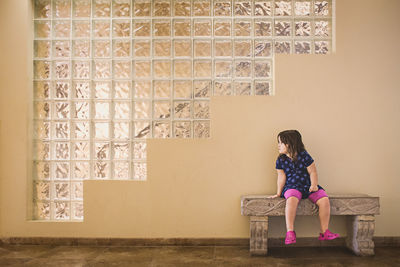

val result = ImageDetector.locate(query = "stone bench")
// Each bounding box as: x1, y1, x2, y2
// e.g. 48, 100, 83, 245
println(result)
241, 194, 380, 256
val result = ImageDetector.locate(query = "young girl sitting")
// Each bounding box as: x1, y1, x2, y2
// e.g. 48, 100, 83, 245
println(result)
268, 130, 340, 245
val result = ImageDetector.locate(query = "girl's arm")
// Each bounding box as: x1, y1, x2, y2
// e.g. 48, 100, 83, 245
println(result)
307, 162, 319, 192
269, 169, 286, 198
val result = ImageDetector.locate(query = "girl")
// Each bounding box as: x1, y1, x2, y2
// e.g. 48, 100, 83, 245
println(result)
268, 130, 339, 245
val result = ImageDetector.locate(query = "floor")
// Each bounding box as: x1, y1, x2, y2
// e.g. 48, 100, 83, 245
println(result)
0, 245, 399, 266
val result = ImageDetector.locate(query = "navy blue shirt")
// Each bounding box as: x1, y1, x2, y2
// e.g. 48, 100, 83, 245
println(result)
275, 150, 323, 199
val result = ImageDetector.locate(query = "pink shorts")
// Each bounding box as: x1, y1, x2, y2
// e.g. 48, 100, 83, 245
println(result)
284, 189, 328, 203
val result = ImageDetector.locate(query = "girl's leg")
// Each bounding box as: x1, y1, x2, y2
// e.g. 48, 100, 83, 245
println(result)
285, 196, 300, 231
316, 196, 330, 233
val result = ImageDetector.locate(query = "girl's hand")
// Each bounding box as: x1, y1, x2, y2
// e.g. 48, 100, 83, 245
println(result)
309, 185, 318, 192
267, 194, 280, 199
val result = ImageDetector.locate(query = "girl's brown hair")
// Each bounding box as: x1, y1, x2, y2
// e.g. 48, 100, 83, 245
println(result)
277, 130, 305, 161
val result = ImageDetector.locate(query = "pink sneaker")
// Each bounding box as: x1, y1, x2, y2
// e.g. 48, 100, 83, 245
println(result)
318, 229, 340, 241
285, 231, 296, 245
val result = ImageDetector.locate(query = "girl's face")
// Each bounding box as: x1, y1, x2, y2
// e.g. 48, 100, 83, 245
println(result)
278, 137, 288, 154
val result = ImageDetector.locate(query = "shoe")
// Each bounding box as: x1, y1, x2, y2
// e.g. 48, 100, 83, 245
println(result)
285, 231, 296, 245
318, 229, 340, 241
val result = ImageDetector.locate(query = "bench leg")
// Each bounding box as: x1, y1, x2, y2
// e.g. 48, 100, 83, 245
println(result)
250, 216, 268, 256
346, 215, 375, 256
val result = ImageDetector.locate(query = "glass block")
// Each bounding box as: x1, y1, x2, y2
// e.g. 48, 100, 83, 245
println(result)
214, 20, 231, 37
235, 1, 252, 16
35, 21, 51, 38
154, 40, 171, 57
72, 182, 83, 200
113, 40, 131, 57
154, 80, 171, 98
114, 102, 130, 119
153, 121, 170, 138
173, 121, 191, 138
194, 19, 211, 36
73, 40, 90, 58
114, 142, 130, 159
73, 141, 90, 159
54, 0, 71, 18
35, 0, 51, 18
274, 41, 291, 54
35, 141, 50, 160
215, 60, 232, 78
295, 20, 312, 36
194, 61, 212, 78
294, 0, 311, 16
234, 20, 251, 36
314, 1, 331, 16
174, 40, 191, 57
174, 81, 192, 99
35, 201, 51, 220
73, 82, 90, 99
315, 41, 330, 54
134, 101, 151, 119
234, 40, 251, 57
114, 122, 129, 139
133, 20, 151, 36
35, 121, 50, 139
134, 1, 151, 16
73, 21, 90, 38
113, 20, 131, 37
134, 61, 151, 78
114, 61, 131, 79
274, 20, 291, 36
113, 0, 131, 17
34, 102, 51, 119
35, 41, 51, 58
35, 181, 50, 200
275, 0, 292, 16
154, 0, 171, 16
55, 142, 70, 160
95, 142, 110, 159
54, 121, 69, 139
193, 121, 210, 138
113, 82, 130, 99
255, 80, 270, 95
254, 1, 272, 16
235, 61, 251, 77
134, 81, 152, 98
72, 202, 84, 220
174, 20, 191, 37
193, 0, 210, 16
193, 101, 210, 119
254, 20, 272, 37
134, 121, 151, 138
154, 61, 171, 78
294, 41, 311, 54
133, 141, 147, 159
94, 60, 111, 79
254, 61, 271, 78
215, 40, 232, 57
214, 81, 233, 96
134, 40, 151, 57
54, 21, 71, 38
153, 20, 171, 36
73, 61, 90, 79
174, 0, 190, 16
34, 161, 50, 180
34, 82, 50, 99
54, 81, 69, 98
194, 40, 211, 57
194, 80, 211, 98
73, 122, 90, 139
94, 81, 111, 98
94, 0, 111, 17
315, 20, 331, 37
234, 81, 252, 95
54, 162, 69, 178
94, 161, 110, 178
93, 21, 111, 38
154, 101, 171, 119
34, 60, 50, 80
73, 162, 90, 179
174, 60, 192, 78
114, 161, 130, 179
133, 162, 147, 180
95, 102, 110, 119
214, 1, 231, 16
54, 61, 70, 79
55, 102, 70, 119
254, 40, 272, 57
174, 101, 191, 119
73, 0, 91, 17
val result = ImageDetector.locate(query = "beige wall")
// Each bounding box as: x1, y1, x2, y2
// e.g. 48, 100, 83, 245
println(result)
0, 0, 399, 238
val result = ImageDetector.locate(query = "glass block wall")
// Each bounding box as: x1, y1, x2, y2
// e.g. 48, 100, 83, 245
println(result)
33, 0, 334, 220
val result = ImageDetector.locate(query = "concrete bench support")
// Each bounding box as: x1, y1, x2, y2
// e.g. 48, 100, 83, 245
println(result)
250, 216, 269, 255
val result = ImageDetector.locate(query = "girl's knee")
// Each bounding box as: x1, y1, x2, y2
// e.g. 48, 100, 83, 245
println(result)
316, 196, 329, 206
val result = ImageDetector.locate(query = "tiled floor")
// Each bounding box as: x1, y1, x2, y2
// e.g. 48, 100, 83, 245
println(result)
0, 245, 399, 266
